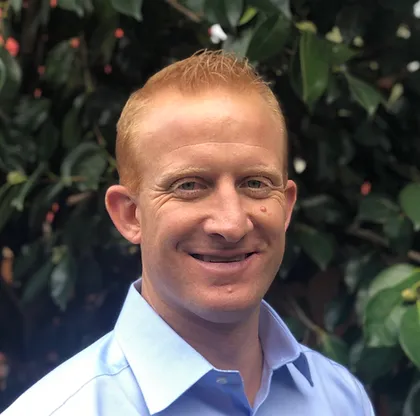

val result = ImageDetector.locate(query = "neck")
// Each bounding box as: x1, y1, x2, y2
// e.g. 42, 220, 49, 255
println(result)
140, 284, 264, 407
172, 308, 265, 407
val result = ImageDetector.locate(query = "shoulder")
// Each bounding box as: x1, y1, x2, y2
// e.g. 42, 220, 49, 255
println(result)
2, 332, 131, 416
299, 345, 375, 415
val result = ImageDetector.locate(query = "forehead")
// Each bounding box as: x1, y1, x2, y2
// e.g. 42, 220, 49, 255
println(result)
137, 90, 284, 150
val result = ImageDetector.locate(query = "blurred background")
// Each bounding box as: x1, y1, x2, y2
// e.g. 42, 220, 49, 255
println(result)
1, 0, 420, 414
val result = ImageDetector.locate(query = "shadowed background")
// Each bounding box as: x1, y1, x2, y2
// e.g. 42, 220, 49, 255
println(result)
1, 0, 420, 414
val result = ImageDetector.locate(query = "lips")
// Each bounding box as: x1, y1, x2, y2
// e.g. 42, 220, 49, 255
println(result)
190, 253, 254, 263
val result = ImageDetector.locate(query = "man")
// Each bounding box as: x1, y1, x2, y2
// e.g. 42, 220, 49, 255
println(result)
3, 50, 375, 415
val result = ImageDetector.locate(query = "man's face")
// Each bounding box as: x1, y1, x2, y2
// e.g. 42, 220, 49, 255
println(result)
125, 90, 296, 323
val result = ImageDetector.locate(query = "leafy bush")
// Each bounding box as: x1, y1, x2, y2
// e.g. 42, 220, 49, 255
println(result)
1, 0, 420, 413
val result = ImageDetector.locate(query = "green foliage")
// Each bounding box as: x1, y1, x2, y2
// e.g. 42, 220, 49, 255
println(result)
1, 0, 420, 414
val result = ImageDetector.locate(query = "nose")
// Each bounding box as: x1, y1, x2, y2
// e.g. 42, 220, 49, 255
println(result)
203, 183, 254, 243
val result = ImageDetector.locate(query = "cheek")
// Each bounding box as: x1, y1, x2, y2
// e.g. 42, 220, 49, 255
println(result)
257, 199, 286, 221
154, 207, 197, 247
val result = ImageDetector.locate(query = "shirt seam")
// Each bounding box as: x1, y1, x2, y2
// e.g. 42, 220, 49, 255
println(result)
49, 364, 130, 416
300, 348, 370, 415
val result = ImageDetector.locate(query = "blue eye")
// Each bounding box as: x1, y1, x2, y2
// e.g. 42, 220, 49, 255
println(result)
247, 179, 265, 188
179, 182, 198, 190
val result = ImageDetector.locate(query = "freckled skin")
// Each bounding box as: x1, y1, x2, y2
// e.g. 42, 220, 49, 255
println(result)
108, 89, 297, 325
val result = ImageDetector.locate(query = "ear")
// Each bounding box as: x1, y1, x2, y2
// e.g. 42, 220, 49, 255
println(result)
284, 180, 297, 229
105, 185, 142, 244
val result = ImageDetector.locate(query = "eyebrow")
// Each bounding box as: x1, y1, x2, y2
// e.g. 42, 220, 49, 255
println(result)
158, 167, 213, 184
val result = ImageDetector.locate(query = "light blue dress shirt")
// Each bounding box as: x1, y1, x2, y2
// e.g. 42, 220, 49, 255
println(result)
3, 281, 375, 415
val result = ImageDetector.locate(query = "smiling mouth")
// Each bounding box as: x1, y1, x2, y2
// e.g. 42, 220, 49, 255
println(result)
190, 253, 254, 263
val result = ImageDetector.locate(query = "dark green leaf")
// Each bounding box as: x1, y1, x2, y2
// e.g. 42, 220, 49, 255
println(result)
13, 97, 51, 132
364, 288, 405, 347
11, 163, 47, 212
364, 270, 420, 347
368, 265, 418, 299
180, 0, 206, 14
205, 0, 243, 28
21, 261, 54, 304
0, 184, 22, 233
345, 73, 383, 116
399, 183, 420, 230
9, 0, 22, 15
335, 4, 368, 44
60, 142, 107, 191
399, 303, 420, 370
324, 294, 353, 332
223, 28, 254, 57
29, 182, 65, 229
329, 43, 358, 66
299, 194, 345, 225
0, 57, 6, 92
225, 0, 243, 28
0, 128, 37, 170
320, 333, 349, 367
43, 40, 78, 87
50, 250, 76, 311
89, 10, 119, 64
403, 381, 420, 416
326, 75, 341, 104
110, 0, 143, 21
246, 13, 291, 62
57, 0, 85, 16
300, 31, 329, 108
384, 215, 414, 254
0, 48, 22, 102
295, 224, 335, 270
354, 122, 390, 148
344, 253, 384, 294
289, 39, 302, 97
248, 0, 291, 19
37, 119, 60, 161
62, 108, 83, 150
358, 194, 399, 224
13, 240, 44, 283
351, 344, 402, 384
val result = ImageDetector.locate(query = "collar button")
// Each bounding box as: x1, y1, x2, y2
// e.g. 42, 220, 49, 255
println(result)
216, 377, 228, 385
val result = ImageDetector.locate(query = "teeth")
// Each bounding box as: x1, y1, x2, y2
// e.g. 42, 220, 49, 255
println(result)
201, 255, 246, 263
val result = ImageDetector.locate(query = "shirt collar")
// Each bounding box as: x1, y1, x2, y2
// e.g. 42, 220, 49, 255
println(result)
114, 282, 213, 415
259, 300, 313, 386
114, 280, 313, 415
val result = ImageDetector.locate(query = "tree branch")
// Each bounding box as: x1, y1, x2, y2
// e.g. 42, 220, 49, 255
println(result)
346, 224, 420, 264
285, 296, 323, 335
165, 0, 202, 23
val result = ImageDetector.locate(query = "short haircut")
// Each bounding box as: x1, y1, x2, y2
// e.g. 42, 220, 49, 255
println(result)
116, 49, 287, 193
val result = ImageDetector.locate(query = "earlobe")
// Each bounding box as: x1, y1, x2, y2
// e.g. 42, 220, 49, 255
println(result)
105, 185, 142, 244
284, 180, 297, 229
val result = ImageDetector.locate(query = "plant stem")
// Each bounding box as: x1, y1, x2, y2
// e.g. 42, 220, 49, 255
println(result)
347, 224, 420, 264
165, 0, 202, 23
286, 296, 324, 335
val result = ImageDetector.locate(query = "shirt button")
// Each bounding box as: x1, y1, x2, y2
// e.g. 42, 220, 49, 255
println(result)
216, 377, 228, 385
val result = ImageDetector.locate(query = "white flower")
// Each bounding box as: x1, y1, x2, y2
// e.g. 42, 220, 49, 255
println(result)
396, 24, 411, 39
407, 61, 420, 72
414, 0, 420, 18
293, 157, 307, 174
209, 24, 227, 44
